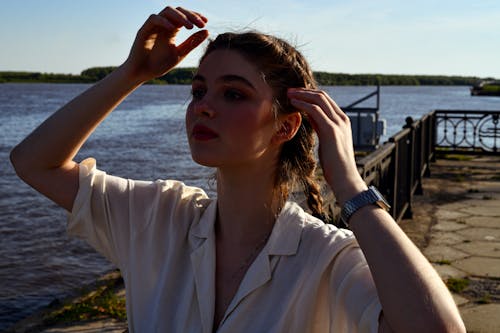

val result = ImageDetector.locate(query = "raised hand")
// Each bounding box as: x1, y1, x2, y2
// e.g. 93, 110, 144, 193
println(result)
287, 88, 368, 205
123, 6, 209, 83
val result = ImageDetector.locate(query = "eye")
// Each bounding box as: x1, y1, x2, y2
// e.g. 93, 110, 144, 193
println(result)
224, 88, 246, 102
191, 87, 206, 100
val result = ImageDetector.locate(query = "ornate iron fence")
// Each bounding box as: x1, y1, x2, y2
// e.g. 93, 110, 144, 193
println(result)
325, 109, 499, 225
434, 110, 500, 154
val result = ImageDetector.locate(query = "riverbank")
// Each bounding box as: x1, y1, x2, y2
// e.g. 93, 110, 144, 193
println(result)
6, 155, 500, 332
0, 68, 488, 86
4, 271, 127, 333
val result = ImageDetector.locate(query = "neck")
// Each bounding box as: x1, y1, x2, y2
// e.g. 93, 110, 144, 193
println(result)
215, 163, 281, 244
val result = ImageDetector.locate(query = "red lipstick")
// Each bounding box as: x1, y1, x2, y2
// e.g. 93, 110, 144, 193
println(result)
192, 124, 218, 141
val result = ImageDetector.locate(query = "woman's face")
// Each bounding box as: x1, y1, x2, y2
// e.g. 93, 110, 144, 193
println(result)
186, 49, 279, 169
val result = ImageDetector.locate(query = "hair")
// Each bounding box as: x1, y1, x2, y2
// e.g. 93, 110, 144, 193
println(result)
199, 31, 325, 220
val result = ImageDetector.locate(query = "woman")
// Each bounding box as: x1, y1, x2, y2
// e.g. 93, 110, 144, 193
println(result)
10, 5, 465, 333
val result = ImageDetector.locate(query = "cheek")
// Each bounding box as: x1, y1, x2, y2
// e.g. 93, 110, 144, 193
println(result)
185, 103, 195, 127
228, 109, 276, 144
226, 112, 264, 138
232, 102, 274, 128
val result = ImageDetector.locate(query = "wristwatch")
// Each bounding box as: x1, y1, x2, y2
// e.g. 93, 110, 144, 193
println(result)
340, 186, 390, 226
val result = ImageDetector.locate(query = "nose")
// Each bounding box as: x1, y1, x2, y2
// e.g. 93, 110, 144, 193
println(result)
193, 99, 215, 118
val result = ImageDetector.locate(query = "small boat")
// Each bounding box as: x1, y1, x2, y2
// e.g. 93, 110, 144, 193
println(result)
471, 80, 500, 96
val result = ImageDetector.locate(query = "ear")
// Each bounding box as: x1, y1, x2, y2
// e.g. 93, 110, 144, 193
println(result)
272, 112, 302, 145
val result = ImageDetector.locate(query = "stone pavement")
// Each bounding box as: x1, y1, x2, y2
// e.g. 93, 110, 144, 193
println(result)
400, 155, 500, 333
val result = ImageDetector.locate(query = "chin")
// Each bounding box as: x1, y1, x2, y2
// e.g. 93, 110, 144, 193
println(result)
190, 152, 220, 168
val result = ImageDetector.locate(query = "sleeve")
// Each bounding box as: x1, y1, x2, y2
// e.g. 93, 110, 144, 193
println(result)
329, 242, 382, 333
67, 158, 207, 270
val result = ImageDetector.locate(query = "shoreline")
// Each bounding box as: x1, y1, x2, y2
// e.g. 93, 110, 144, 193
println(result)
0, 68, 489, 86
4, 270, 126, 333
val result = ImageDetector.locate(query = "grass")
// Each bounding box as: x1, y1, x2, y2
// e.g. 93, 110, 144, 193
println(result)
477, 293, 492, 304
42, 275, 126, 325
442, 154, 475, 161
446, 278, 470, 293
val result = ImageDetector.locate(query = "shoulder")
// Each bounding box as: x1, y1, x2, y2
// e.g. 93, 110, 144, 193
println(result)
75, 157, 213, 231
298, 205, 356, 253
126, 178, 212, 233
136, 178, 210, 206
274, 201, 357, 260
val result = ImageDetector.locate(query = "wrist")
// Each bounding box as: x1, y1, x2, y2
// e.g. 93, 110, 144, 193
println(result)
340, 185, 391, 227
334, 179, 368, 206
118, 61, 150, 87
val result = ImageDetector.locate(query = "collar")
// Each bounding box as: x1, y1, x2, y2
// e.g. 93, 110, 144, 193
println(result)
267, 201, 305, 256
189, 200, 305, 256
188, 200, 305, 332
189, 199, 217, 240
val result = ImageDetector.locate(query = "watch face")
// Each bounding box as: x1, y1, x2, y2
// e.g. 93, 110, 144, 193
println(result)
369, 186, 390, 209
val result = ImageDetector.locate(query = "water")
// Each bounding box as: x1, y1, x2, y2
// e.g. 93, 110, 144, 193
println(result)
0, 83, 499, 329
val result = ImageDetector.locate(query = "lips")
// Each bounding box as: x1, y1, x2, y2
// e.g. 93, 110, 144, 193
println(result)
191, 124, 218, 141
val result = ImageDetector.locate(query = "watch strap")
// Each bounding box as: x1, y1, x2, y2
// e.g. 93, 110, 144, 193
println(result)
340, 186, 390, 226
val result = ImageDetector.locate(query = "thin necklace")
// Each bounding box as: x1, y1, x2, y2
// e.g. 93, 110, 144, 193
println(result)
230, 233, 271, 282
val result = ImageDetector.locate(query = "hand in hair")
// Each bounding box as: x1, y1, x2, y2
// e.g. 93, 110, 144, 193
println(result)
287, 88, 367, 205
123, 6, 209, 83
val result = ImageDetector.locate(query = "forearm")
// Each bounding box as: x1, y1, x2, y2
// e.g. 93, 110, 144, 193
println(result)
286, 87, 464, 331
349, 206, 465, 333
11, 65, 142, 173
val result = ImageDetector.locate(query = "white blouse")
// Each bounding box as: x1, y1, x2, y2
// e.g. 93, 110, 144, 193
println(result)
68, 158, 381, 332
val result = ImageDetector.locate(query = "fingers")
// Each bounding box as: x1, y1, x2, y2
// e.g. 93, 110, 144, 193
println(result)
158, 6, 207, 30
287, 88, 349, 129
138, 6, 207, 39
176, 7, 208, 27
139, 14, 177, 35
177, 30, 209, 59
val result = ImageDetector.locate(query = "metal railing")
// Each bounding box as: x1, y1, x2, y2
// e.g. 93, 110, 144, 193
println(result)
355, 114, 435, 222
316, 108, 500, 226
434, 110, 500, 154
352, 109, 499, 223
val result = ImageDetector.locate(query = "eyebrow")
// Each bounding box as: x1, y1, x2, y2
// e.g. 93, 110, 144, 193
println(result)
192, 74, 256, 91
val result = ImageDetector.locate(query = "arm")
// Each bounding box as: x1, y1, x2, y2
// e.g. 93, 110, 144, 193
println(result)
287, 88, 465, 333
10, 6, 209, 212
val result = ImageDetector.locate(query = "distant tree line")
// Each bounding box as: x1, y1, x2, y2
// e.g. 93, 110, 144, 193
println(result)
0, 67, 493, 86
0, 71, 91, 83
313, 72, 487, 86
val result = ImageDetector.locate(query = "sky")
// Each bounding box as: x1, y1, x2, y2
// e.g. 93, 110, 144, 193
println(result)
1, 0, 499, 78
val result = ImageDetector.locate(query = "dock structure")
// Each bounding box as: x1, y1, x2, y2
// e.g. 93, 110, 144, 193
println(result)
471, 80, 500, 96
352, 109, 500, 224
